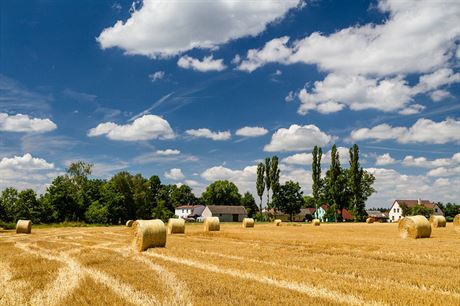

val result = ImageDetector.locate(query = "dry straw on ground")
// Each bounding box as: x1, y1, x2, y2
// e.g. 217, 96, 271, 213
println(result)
454, 214, 460, 233
398, 215, 431, 239
274, 219, 282, 226
132, 219, 166, 251
312, 219, 320, 226
242, 218, 254, 228
167, 218, 185, 234
126, 220, 134, 227
429, 215, 446, 228
366, 218, 374, 224
204, 217, 220, 232
16, 220, 32, 234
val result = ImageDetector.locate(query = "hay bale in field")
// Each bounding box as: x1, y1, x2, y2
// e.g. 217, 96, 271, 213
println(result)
16, 220, 32, 234
398, 215, 431, 239
204, 217, 220, 232
366, 217, 374, 224
126, 220, 134, 227
312, 219, 320, 226
429, 215, 446, 228
274, 219, 282, 226
242, 218, 254, 228
168, 218, 185, 234
453, 214, 460, 233
132, 219, 166, 252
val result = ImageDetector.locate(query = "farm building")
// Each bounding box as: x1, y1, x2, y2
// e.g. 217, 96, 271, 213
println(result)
174, 205, 198, 219
268, 208, 316, 222
313, 205, 354, 222
366, 210, 389, 222
203, 205, 248, 222
388, 199, 443, 222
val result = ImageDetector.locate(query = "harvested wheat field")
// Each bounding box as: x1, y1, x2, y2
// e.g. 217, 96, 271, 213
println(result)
1, 223, 459, 306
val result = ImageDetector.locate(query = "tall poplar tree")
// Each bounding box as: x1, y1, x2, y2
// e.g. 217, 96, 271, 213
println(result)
311, 146, 322, 213
256, 163, 265, 213
264, 157, 271, 208
349, 144, 363, 221
270, 156, 281, 215
326, 144, 342, 222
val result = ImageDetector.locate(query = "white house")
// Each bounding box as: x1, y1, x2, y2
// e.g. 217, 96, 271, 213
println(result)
174, 205, 196, 219
388, 199, 443, 222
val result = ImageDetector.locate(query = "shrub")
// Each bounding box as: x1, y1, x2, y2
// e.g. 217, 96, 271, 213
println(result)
85, 201, 109, 224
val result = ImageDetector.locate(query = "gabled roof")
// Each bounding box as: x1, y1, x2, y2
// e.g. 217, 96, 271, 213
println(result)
208, 205, 247, 215
394, 200, 437, 209
341, 208, 353, 220
366, 210, 388, 218
191, 205, 206, 216
303, 208, 316, 214
176, 205, 196, 209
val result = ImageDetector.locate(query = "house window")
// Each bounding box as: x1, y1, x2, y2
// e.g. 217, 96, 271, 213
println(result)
435, 208, 438, 212
394, 208, 396, 212
397, 208, 400, 213
392, 216, 394, 220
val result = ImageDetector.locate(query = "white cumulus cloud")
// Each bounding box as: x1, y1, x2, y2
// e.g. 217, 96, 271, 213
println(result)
88, 114, 175, 141
0, 113, 57, 133
350, 118, 460, 144
97, 0, 301, 58
235, 126, 268, 137
402, 153, 460, 168
185, 128, 231, 141
264, 124, 333, 152
149, 71, 165, 82
164, 168, 185, 180
375, 153, 397, 166
177, 55, 226, 72
156, 149, 180, 156
238, 1, 460, 76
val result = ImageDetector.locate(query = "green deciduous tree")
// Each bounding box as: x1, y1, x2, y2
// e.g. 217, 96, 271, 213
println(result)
274, 181, 304, 222
241, 192, 258, 217
312, 146, 322, 212
201, 180, 242, 205
265, 157, 271, 208
256, 163, 265, 212
269, 156, 281, 214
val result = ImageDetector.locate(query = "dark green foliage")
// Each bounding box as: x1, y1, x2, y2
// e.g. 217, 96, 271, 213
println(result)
152, 200, 174, 222
436, 202, 460, 217
311, 146, 322, 210
303, 195, 316, 208
241, 192, 258, 217
85, 201, 109, 224
274, 181, 304, 221
256, 163, 265, 212
400, 202, 433, 217
265, 157, 271, 207
201, 180, 242, 205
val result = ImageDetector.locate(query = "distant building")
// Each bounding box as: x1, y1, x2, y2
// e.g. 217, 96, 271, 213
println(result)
313, 205, 328, 221
366, 210, 389, 222
174, 205, 196, 219
312, 205, 354, 222
203, 205, 248, 222
269, 208, 316, 222
388, 199, 443, 222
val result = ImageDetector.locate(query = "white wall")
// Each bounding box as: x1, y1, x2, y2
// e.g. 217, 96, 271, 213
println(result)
389, 201, 403, 222
174, 208, 193, 219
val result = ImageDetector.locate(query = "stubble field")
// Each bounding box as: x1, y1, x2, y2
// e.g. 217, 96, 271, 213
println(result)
0, 222, 459, 306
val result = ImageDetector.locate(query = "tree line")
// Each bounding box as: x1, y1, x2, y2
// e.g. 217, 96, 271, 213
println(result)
0, 161, 258, 226
256, 144, 376, 221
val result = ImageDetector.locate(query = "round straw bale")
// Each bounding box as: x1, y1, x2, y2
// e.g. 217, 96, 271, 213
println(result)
242, 218, 254, 228
274, 219, 282, 226
126, 220, 134, 227
398, 215, 431, 239
16, 220, 32, 234
312, 219, 320, 226
168, 218, 185, 234
429, 215, 446, 228
453, 214, 460, 233
366, 217, 374, 224
204, 217, 220, 232
132, 219, 166, 252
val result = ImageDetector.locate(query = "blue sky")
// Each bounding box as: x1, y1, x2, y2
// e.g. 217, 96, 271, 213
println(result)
1, 0, 459, 208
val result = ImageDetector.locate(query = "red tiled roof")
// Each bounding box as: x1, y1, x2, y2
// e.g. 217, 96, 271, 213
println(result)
176, 205, 197, 209
340, 208, 353, 220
